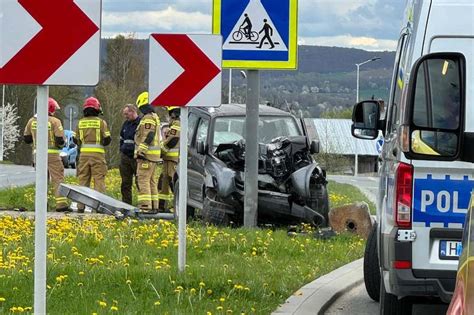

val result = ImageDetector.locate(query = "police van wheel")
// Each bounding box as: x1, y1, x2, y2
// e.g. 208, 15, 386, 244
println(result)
380, 277, 412, 315
364, 223, 380, 302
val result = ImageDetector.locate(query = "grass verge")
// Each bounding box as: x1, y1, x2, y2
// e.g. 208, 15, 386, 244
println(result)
0, 171, 370, 314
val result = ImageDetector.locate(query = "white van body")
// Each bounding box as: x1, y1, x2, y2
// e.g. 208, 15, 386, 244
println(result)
376, 0, 474, 307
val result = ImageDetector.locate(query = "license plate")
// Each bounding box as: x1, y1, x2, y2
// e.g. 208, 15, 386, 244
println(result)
439, 240, 462, 260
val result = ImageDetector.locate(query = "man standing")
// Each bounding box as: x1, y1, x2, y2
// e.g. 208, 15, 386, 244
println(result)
74, 97, 111, 213
134, 92, 161, 213
119, 104, 140, 205
158, 106, 180, 211
24, 98, 69, 212
257, 19, 275, 49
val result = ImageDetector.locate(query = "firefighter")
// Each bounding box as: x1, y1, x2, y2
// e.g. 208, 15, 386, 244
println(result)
24, 98, 69, 212
134, 92, 161, 213
74, 97, 111, 213
158, 106, 180, 211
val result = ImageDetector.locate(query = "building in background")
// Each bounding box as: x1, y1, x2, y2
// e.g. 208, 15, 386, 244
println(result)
305, 118, 380, 174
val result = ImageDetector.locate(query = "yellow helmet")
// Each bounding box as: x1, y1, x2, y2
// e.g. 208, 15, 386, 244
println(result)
167, 106, 180, 111
136, 92, 149, 108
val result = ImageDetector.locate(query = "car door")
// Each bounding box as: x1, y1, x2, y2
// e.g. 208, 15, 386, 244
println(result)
188, 116, 209, 203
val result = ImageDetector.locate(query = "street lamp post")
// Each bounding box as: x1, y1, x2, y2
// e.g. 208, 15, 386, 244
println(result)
354, 57, 380, 176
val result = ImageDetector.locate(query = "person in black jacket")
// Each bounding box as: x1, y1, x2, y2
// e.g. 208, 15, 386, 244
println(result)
119, 104, 140, 205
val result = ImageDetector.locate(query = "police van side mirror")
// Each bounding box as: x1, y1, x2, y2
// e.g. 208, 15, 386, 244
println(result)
351, 100, 380, 140
404, 53, 465, 161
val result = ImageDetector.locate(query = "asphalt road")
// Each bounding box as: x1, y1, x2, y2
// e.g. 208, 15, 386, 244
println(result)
328, 174, 379, 203
0, 164, 75, 189
325, 282, 449, 315
325, 174, 449, 315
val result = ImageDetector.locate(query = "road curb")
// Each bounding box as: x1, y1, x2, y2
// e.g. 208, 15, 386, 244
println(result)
272, 258, 363, 315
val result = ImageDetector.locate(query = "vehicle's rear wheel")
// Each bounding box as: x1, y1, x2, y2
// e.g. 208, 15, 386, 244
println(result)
364, 223, 380, 302
380, 277, 412, 315
173, 179, 195, 219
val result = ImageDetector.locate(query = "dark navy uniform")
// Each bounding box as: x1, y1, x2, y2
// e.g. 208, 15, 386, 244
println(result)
119, 117, 140, 205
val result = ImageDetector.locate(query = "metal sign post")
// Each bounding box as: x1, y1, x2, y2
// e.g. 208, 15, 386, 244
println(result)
34, 85, 49, 315
244, 70, 259, 227
148, 34, 222, 271
0, 85, 5, 161
178, 107, 189, 272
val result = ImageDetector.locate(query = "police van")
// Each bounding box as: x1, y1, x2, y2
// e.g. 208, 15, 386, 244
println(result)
351, 1, 474, 314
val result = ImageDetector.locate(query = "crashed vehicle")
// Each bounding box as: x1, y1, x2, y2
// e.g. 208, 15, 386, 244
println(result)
174, 104, 329, 226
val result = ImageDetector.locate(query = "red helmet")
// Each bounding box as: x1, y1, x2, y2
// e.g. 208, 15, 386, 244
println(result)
83, 97, 101, 110
48, 98, 60, 114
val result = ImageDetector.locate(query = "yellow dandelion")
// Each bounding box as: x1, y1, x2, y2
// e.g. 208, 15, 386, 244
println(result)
0, 297, 5, 302
219, 297, 226, 303
98, 301, 107, 307
154, 301, 161, 306
217, 306, 224, 311
110, 306, 118, 311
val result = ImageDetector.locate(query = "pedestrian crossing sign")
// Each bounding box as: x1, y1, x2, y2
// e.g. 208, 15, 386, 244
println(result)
213, 0, 298, 70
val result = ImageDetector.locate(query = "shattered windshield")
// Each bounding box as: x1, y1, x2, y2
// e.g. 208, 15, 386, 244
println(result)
213, 116, 301, 147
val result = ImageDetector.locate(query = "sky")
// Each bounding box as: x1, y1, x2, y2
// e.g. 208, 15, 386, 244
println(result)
101, 0, 407, 51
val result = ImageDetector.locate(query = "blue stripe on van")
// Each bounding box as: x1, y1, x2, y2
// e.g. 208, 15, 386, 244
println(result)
413, 175, 473, 227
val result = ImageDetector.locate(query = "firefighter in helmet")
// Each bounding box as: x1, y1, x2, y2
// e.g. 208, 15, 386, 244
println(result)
158, 106, 180, 211
135, 92, 161, 212
24, 98, 69, 212
74, 97, 111, 213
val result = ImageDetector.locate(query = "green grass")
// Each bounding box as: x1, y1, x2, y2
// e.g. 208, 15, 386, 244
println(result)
0, 218, 365, 314
0, 171, 371, 314
328, 180, 376, 214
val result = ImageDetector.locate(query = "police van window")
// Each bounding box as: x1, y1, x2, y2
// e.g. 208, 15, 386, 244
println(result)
188, 113, 199, 145
196, 119, 209, 144
388, 34, 408, 132
413, 58, 461, 130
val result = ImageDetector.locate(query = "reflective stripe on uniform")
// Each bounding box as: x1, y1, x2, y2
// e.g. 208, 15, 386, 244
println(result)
104, 131, 111, 137
78, 120, 101, 129
48, 149, 61, 154
140, 119, 157, 126
164, 151, 179, 157
123, 140, 134, 144
81, 144, 105, 154
151, 195, 159, 201
137, 194, 152, 201
158, 194, 173, 201
55, 197, 68, 202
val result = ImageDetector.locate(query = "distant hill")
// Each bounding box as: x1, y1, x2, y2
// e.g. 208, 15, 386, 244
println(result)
100, 38, 395, 117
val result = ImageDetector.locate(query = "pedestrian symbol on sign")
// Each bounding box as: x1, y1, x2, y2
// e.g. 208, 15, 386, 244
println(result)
223, 0, 287, 52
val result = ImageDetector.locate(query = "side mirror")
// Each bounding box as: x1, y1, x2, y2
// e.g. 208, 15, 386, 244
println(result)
196, 141, 207, 155
405, 52, 465, 160
351, 100, 380, 140
310, 140, 320, 154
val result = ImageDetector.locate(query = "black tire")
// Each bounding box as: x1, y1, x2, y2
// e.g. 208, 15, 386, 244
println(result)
250, 31, 259, 41
201, 191, 230, 226
232, 30, 243, 41
308, 184, 329, 226
70, 163, 76, 169
173, 179, 195, 219
380, 277, 412, 315
364, 223, 380, 302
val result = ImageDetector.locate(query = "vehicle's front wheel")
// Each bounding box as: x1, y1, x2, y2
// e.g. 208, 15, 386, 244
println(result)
364, 223, 380, 302
308, 184, 329, 226
201, 189, 230, 226
380, 277, 412, 315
